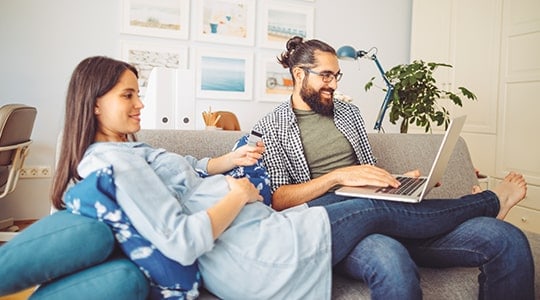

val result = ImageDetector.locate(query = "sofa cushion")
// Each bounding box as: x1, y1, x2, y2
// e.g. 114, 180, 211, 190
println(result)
0, 210, 115, 296
64, 165, 201, 299
30, 255, 149, 300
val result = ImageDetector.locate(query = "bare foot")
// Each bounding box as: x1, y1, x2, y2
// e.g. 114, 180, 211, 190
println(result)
471, 185, 483, 194
492, 172, 527, 219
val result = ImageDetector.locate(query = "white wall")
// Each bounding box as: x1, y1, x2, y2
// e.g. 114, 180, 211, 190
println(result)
0, 0, 411, 220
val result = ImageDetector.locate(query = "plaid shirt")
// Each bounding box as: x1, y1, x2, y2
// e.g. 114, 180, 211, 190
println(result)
253, 99, 376, 192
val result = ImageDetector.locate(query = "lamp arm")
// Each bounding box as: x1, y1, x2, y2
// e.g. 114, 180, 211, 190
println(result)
371, 54, 394, 132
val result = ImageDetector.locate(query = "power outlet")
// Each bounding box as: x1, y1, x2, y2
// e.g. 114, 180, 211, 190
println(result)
19, 166, 52, 178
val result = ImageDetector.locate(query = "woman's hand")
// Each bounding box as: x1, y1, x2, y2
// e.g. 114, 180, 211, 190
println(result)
225, 176, 263, 204
207, 141, 265, 175
231, 141, 265, 167
207, 176, 263, 239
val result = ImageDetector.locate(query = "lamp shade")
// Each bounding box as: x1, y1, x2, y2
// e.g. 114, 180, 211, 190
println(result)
336, 45, 358, 60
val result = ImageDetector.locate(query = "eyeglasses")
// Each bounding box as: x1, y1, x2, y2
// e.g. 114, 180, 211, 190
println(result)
303, 68, 343, 83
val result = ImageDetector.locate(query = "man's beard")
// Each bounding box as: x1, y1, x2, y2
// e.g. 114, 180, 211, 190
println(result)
300, 80, 334, 116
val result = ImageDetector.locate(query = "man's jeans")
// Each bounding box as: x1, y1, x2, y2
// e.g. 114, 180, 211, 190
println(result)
310, 193, 534, 300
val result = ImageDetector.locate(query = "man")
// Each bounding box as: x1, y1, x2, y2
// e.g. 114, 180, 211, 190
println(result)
253, 36, 534, 299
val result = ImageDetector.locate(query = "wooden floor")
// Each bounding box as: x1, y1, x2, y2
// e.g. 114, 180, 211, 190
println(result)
0, 288, 34, 300
6, 219, 35, 231
0, 219, 35, 246
0, 220, 38, 299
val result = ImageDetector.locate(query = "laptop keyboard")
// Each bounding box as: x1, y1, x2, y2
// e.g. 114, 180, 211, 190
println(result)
376, 176, 427, 196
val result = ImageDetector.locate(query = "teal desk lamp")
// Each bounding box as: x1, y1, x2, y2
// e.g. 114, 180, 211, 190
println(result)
336, 46, 393, 132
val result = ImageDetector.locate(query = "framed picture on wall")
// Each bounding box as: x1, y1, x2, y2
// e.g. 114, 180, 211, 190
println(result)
258, 1, 314, 49
194, 48, 253, 100
256, 52, 293, 102
193, 0, 256, 46
121, 0, 190, 39
120, 41, 188, 95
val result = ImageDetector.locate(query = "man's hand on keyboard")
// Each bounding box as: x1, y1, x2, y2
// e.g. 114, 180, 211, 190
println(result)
403, 169, 441, 187
403, 169, 421, 177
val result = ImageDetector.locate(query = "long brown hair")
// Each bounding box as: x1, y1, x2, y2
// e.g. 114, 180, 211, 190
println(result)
51, 56, 138, 209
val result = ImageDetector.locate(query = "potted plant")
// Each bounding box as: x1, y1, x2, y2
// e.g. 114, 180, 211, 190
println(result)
365, 60, 477, 133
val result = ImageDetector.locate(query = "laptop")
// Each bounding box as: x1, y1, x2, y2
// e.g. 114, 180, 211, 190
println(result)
335, 115, 467, 203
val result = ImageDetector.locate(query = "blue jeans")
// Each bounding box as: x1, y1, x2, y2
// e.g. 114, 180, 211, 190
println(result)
310, 192, 534, 300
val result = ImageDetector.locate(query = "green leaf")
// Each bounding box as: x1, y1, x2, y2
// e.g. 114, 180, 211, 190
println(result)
364, 81, 373, 91
458, 87, 477, 100
365, 59, 476, 133
448, 94, 463, 106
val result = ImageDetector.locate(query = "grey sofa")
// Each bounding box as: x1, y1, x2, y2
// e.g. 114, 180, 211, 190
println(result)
137, 129, 539, 299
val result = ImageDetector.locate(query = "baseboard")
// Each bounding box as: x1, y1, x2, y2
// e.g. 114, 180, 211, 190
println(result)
0, 231, 18, 242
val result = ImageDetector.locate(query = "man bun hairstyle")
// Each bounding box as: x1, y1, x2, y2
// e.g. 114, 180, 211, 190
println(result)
277, 36, 336, 83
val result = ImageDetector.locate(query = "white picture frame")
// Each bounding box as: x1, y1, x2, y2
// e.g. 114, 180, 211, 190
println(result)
256, 52, 293, 102
194, 48, 253, 100
120, 41, 189, 95
193, 0, 256, 46
258, 0, 315, 49
121, 0, 190, 39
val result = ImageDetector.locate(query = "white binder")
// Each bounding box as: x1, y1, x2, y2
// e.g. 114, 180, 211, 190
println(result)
142, 67, 195, 130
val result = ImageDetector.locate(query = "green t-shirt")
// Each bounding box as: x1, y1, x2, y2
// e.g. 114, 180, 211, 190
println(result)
294, 109, 357, 179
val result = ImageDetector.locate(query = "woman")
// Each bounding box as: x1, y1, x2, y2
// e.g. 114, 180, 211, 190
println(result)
51, 56, 530, 300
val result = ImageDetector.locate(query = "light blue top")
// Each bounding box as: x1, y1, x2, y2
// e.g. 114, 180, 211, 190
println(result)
78, 142, 332, 299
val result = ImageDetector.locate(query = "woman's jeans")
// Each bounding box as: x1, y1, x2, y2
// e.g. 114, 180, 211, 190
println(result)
311, 192, 534, 300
